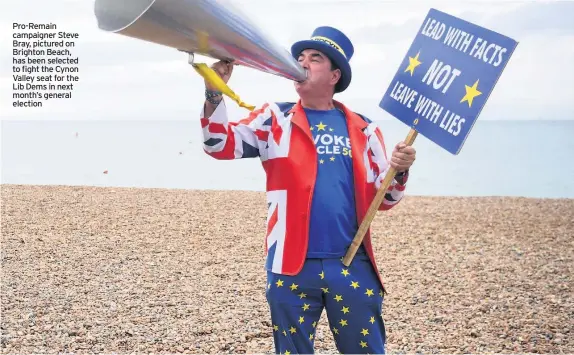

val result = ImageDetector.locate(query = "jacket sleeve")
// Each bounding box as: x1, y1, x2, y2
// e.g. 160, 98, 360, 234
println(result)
364, 122, 408, 211
199, 99, 272, 160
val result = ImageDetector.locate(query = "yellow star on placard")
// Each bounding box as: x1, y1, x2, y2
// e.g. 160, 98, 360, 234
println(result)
330, 156, 335, 162
460, 79, 482, 107
319, 159, 324, 164
316, 122, 327, 131
404, 51, 422, 76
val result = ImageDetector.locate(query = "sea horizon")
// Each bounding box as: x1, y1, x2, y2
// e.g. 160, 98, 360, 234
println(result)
2, 119, 574, 199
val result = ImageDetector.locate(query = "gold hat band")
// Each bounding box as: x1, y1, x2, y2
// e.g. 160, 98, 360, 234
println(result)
310, 36, 346, 58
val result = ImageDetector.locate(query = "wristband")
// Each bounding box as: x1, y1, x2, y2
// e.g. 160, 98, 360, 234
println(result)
205, 88, 222, 105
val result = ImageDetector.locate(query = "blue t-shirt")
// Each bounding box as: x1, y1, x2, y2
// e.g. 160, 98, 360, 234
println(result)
305, 107, 365, 258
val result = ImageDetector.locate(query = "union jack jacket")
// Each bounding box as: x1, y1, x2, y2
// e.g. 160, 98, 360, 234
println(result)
200, 99, 408, 291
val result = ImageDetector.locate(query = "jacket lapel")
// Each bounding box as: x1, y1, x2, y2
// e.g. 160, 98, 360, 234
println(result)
334, 100, 369, 224
289, 100, 314, 144
290, 99, 369, 144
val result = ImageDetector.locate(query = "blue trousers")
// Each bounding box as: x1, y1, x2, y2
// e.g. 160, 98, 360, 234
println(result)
265, 253, 386, 354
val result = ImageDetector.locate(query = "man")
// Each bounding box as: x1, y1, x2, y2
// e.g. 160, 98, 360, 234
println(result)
198, 26, 416, 354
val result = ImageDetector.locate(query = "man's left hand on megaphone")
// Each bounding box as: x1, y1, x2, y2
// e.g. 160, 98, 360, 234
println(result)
205, 60, 235, 91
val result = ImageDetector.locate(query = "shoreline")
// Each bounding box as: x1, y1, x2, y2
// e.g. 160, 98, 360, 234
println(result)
2, 183, 572, 201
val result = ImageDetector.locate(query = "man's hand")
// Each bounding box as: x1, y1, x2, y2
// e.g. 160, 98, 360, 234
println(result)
205, 60, 235, 91
390, 142, 416, 172
203, 60, 235, 116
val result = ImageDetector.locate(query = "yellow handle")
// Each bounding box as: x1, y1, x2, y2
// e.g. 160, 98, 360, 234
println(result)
192, 62, 255, 111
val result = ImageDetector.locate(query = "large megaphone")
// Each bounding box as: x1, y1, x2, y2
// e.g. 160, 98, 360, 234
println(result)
93, 0, 307, 83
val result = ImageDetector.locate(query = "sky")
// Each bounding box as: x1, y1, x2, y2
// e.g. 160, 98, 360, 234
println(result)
1, 0, 573, 122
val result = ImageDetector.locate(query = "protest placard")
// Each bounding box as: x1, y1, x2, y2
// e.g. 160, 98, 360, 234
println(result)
343, 8, 518, 266
379, 8, 518, 155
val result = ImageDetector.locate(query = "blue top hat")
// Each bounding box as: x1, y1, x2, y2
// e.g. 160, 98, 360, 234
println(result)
291, 26, 354, 93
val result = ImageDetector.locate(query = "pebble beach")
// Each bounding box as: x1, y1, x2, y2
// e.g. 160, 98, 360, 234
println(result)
1, 184, 573, 354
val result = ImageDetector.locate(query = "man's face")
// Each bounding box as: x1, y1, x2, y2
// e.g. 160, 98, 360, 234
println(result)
294, 48, 341, 97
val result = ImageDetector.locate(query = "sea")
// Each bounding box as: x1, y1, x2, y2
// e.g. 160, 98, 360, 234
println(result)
2, 119, 573, 199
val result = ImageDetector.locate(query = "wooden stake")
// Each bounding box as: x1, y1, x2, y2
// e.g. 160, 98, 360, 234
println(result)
342, 127, 419, 267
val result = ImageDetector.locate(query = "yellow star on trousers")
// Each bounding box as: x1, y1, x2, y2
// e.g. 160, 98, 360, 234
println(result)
404, 51, 422, 76
460, 79, 482, 107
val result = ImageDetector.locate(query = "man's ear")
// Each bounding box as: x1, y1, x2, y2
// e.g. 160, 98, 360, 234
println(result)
331, 68, 341, 85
